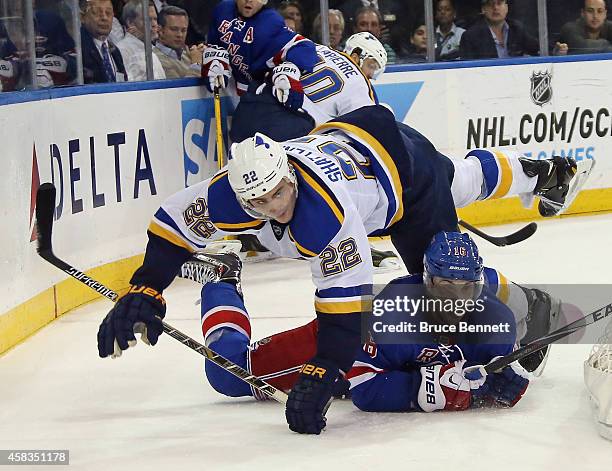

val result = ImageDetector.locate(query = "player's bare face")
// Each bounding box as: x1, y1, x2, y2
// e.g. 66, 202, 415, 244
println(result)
237, 0, 264, 18
582, 0, 607, 32
429, 277, 480, 301
361, 58, 380, 80
248, 178, 297, 224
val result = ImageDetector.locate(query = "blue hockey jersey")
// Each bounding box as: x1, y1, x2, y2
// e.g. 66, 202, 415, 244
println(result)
348, 273, 517, 412
207, 1, 317, 92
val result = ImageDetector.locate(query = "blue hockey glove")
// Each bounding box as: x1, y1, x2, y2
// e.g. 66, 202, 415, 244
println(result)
271, 62, 304, 110
97, 285, 166, 358
479, 361, 530, 407
286, 357, 340, 434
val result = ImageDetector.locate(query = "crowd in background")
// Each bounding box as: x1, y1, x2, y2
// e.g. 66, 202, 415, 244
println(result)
0, 0, 611, 91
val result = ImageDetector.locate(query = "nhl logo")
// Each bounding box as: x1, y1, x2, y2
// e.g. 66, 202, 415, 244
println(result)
530, 71, 552, 106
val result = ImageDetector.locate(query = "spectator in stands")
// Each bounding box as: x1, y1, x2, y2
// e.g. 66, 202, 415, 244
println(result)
559, 0, 612, 54
277, 1, 305, 35
400, 21, 427, 63
0, 23, 20, 92
80, 0, 128, 83
311, 9, 346, 50
459, 0, 539, 60
154, 6, 202, 78
283, 16, 298, 31
435, 0, 465, 60
34, 8, 78, 87
352, 6, 396, 63
110, 0, 127, 44
334, 0, 414, 57
117, 0, 166, 81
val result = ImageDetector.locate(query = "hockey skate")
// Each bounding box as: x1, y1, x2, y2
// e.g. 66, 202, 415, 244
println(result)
179, 250, 243, 295
520, 156, 595, 217
517, 287, 562, 376
238, 234, 279, 264
371, 246, 401, 273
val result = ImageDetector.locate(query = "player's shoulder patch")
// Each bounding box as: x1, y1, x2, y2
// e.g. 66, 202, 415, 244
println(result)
207, 170, 266, 232
288, 157, 345, 257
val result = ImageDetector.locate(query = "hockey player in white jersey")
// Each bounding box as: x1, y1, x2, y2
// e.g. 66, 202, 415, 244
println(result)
229, 33, 385, 142
97, 104, 589, 435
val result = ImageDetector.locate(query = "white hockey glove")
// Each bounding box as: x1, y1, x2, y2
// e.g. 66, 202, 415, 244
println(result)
36, 54, 69, 88
202, 45, 231, 93
417, 360, 488, 412
0, 59, 17, 92
271, 61, 304, 110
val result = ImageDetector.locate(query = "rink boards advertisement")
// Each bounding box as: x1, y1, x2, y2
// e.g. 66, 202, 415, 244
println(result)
1, 56, 612, 353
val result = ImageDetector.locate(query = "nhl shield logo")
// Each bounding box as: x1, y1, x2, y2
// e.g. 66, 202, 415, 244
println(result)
530, 71, 552, 106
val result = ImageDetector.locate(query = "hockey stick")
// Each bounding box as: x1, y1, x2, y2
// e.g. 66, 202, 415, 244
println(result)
485, 300, 612, 373
35, 183, 287, 405
213, 86, 224, 169
458, 220, 537, 247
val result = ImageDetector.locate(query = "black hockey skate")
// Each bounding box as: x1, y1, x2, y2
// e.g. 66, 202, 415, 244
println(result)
371, 246, 401, 273
520, 156, 593, 217
179, 251, 243, 294
517, 286, 562, 376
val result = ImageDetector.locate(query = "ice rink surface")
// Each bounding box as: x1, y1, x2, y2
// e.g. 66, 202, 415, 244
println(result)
1, 214, 611, 470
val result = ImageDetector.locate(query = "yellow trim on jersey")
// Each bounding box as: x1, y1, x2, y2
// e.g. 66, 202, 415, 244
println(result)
338, 50, 376, 102
311, 121, 404, 225
491, 151, 513, 199
315, 299, 373, 314
148, 221, 194, 251
209, 170, 228, 187
288, 228, 319, 258
214, 219, 265, 230
497, 271, 510, 304
291, 161, 345, 225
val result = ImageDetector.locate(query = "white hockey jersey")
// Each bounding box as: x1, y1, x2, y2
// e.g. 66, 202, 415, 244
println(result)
149, 124, 403, 316
300, 44, 377, 125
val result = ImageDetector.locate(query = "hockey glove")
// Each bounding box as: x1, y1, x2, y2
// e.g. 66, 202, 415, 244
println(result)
36, 54, 70, 88
286, 357, 340, 434
271, 61, 304, 110
0, 59, 17, 92
417, 360, 488, 412
202, 45, 231, 93
97, 285, 166, 359
476, 360, 530, 408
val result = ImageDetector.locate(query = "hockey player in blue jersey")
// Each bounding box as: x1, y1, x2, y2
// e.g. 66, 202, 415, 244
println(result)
196, 231, 529, 418
203, 0, 316, 106
97, 104, 583, 435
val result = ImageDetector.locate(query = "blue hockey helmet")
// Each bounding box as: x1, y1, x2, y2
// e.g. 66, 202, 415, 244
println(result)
423, 231, 484, 303
424, 231, 483, 281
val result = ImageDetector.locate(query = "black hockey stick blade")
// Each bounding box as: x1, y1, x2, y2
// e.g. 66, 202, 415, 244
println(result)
458, 220, 537, 247
485, 299, 612, 373
35, 182, 57, 256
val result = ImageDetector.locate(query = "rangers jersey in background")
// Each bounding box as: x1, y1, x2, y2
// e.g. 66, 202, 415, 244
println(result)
207, 0, 316, 93
301, 44, 378, 124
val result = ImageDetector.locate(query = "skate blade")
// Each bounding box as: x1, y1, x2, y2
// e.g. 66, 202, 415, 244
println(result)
373, 257, 402, 274
541, 158, 595, 215
240, 250, 280, 264
200, 239, 243, 255
530, 346, 551, 377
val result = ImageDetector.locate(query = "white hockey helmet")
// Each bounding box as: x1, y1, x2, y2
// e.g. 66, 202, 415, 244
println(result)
227, 133, 296, 215
344, 32, 388, 79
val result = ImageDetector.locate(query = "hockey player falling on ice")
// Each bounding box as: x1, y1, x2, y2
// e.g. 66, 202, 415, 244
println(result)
97, 104, 588, 434
197, 231, 530, 414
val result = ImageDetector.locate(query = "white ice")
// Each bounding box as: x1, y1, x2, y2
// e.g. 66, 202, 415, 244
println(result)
1, 214, 611, 470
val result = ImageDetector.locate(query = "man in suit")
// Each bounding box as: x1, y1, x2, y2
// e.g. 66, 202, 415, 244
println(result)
80, 0, 128, 83
459, 0, 539, 60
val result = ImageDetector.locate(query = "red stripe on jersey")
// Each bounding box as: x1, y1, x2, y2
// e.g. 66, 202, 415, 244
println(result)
201, 309, 252, 340
346, 365, 386, 380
